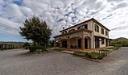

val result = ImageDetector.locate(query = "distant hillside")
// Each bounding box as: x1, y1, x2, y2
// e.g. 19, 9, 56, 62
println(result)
0, 41, 25, 45
113, 37, 128, 41
110, 37, 128, 47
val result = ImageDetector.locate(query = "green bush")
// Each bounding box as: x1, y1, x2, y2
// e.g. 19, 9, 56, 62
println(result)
98, 53, 106, 59
23, 42, 30, 49
29, 46, 36, 52
29, 45, 47, 52
73, 51, 87, 57
113, 47, 120, 50
114, 44, 122, 47
88, 52, 107, 59
73, 51, 106, 59
54, 48, 65, 51
86, 52, 99, 59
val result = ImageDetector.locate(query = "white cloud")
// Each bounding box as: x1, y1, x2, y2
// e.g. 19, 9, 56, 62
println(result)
20, 6, 33, 17
0, 17, 20, 35
0, 0, 128, 41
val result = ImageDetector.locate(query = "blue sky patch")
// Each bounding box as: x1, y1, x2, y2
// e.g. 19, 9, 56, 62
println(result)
13, 0, 23, 6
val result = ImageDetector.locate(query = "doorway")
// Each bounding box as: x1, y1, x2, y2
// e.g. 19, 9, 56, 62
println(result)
95, 37, 100, 48
78, 39, 81, 48
85, 38, 88, 49
62, 40, 67, 48
85, 37, 91, 49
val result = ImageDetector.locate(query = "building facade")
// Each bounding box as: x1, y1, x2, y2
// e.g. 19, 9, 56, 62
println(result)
54, 18, 110, 50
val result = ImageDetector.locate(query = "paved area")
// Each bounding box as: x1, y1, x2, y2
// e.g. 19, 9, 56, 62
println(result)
0, 47, 128, 75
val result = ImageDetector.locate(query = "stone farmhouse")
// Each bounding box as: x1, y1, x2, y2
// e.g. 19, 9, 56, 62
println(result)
54, 18, 110, 50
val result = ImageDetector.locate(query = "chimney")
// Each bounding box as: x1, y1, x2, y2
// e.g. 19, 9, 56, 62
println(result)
63, 27, 65, 30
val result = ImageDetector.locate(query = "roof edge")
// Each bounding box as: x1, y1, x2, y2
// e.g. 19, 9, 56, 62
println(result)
60, 18, 110, 32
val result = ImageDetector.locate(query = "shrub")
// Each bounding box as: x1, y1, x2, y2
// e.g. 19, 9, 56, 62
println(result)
29, 46, 36, 52
114, 44, 122, 47
73, 51, 107, 60
98, 53, 106, 59
54, 48, 65, 51
86, 52, 99, 59
29, 45, 47, 53
73, 51, 87, 57
23, 42, 30, 49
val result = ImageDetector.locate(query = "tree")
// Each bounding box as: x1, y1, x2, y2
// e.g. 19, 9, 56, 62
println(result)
23, 42, 30, 49
20, 17, 51, 52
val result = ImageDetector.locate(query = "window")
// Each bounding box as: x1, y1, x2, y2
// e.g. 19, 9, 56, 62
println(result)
95, 24, 99, 32
83, 24, 88, 29
78, 24, 88, 30
77, 24, 88, 30
101, 28, 104, 34
69, 29, 75, 33
77, 26, 82, 30
105, 31, 108, 36
101, 38, 104, 44
62, 31, 67, 34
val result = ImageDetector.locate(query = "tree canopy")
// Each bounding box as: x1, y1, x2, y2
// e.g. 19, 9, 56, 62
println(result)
20, 17, 51, 49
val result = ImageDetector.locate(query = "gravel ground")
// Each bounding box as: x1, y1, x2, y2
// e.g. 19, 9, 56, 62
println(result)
0, 47, 128, 75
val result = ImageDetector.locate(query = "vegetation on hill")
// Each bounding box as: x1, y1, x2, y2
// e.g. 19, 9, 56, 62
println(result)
20, 17, 51, 52
110, 37, 128, 47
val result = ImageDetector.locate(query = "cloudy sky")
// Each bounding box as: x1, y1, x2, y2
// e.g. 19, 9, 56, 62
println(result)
0, 0, 128, 41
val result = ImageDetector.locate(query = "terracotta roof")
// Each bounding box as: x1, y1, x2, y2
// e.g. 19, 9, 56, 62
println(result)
60, 18, 110, 32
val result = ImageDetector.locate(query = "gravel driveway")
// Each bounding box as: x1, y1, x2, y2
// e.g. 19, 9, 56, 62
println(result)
0, 47, 128, 75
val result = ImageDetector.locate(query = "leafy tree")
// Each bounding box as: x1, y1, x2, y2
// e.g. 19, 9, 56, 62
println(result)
20, 17, 51, 52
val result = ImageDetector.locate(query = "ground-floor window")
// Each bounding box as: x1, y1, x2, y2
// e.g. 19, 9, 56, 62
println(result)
101, 38, 104, 44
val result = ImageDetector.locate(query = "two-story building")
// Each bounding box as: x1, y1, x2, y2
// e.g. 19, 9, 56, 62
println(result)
54, 18, 110, 50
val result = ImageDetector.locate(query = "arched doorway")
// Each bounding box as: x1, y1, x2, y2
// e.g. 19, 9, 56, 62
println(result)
85, 37, 91, 49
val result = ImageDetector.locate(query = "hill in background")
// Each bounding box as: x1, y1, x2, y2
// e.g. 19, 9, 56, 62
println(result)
110, 37, 128, 47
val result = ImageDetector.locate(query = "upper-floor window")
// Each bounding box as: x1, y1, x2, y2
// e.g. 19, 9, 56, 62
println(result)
77, 26, 82, 30
83, 24, 88, 29
69, 29, 75, 33
105, 31, 108, 36
95, 24, 99, 32
101, 38, 104, 44
77, 24, 88, 30
101, 28, 104, 34
62, 31, 67, 34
